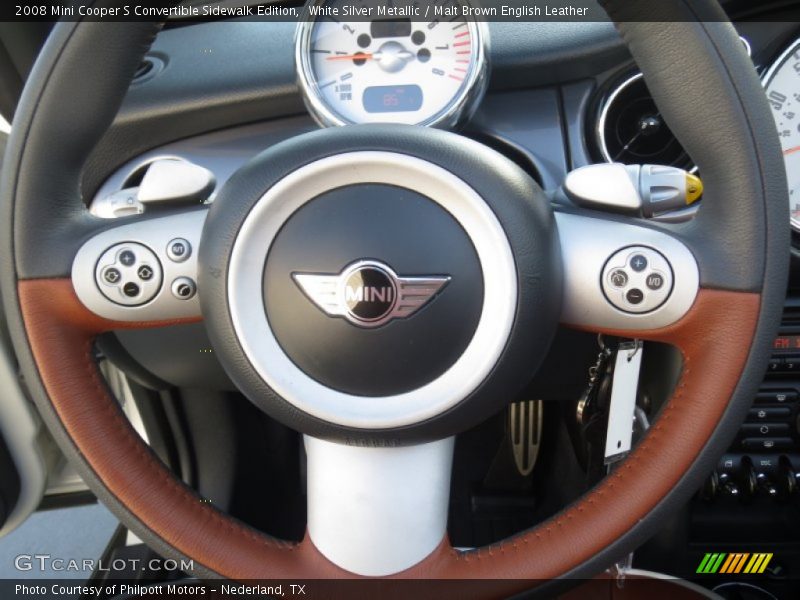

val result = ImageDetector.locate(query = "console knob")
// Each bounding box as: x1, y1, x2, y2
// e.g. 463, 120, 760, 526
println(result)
778, 457, 798, 498
719, 472, 740, 498
755, 472, 778, 498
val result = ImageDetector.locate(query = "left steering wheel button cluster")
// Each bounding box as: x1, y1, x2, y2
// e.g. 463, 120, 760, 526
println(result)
73, 210, 206, 321
94, 242, 163, 306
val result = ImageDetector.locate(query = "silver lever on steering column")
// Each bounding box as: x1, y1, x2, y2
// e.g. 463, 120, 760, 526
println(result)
562, 163, 703, 219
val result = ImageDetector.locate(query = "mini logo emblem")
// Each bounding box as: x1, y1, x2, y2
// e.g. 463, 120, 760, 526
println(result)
292, 260, 450, 328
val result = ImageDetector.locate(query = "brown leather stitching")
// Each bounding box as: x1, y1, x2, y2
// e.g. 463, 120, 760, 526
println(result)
18, 278, 759, 589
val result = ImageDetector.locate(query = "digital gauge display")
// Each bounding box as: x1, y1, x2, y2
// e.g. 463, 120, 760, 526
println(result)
295, 1, 488, 127
763, 37, 800, 231
363, 84, 423, 113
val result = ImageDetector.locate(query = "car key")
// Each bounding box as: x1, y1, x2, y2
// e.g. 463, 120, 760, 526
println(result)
604, 341, 643, 466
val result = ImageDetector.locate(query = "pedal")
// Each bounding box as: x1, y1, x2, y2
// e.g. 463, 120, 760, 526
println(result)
510, 399, 543, 477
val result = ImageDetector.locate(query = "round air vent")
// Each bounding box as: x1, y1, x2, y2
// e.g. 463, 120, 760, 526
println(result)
595, 72, 695, 172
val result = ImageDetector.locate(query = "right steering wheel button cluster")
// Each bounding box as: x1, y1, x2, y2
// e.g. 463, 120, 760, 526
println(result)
601, 246, 674, 314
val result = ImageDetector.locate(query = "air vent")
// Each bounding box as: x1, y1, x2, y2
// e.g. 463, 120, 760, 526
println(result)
596, 73, 695, 172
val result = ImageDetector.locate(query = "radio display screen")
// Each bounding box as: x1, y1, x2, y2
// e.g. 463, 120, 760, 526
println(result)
773, 335, 800, 353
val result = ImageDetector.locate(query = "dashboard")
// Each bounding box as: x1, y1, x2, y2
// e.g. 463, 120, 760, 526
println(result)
73, 3, 800, 595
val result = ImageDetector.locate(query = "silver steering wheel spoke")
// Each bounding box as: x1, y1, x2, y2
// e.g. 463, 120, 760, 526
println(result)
305, 435, 454, 576
555, 210, 700, 333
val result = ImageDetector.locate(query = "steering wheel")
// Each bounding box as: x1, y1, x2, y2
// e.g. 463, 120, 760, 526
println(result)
0, 0, 789, 595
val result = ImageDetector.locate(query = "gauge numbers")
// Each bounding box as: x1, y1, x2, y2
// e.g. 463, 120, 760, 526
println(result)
296, 0, 488, 127
763, 37, 800, 231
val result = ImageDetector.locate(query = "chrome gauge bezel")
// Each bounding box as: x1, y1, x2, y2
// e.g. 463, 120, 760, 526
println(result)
761, 35, 800, 233
294, 3, 490, 128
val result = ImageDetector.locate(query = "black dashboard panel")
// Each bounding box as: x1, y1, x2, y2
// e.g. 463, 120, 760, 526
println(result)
488, 21, 628, 86
82, 20, 629, 198
83, 2, 800, 198
83, 21, 302, 198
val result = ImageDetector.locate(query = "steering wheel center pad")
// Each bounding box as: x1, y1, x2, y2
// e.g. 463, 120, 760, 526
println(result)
199, 131, 560, 441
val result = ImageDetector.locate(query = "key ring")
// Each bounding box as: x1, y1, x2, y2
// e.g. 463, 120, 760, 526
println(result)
626, 339, 643, 362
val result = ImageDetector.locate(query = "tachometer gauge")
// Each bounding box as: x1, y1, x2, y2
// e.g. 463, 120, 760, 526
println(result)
295, 0, 489, 128
763, 37, 800, 231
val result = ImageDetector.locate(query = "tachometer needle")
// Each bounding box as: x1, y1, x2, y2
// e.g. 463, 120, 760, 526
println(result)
327, 53, 373, 61
784, 145, 800, 155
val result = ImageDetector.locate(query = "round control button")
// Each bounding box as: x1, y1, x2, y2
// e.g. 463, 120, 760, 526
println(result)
102, 267, 121, 285
626, 288, 645, 305
171, 277, 197, 300
609, 269, 629, 288
118, 249, 136, 267
137, 265, 154, 281
629, 254, 648, 272
167, 238, 192, 263
646, 272, 665, 290
122, 282, 141, 298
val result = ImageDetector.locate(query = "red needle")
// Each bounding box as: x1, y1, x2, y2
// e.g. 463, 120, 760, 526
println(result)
326, 53, 373, 61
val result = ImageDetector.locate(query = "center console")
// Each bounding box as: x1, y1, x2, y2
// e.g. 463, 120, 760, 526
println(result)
638, 302, 800, 596
705, 326, 800, 503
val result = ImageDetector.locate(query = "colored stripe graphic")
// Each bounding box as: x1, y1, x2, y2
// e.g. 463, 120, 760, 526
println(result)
698, 552, 773, 574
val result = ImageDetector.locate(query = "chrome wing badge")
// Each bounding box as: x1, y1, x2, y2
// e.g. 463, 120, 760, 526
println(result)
292, 260, 450, 329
